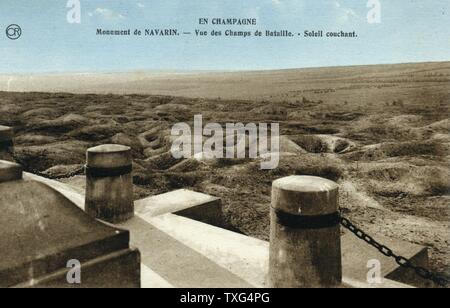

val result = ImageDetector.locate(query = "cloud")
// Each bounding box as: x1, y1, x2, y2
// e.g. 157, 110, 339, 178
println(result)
271, 0, 305, 6
334, 1, 360, 24
270, 0, 305, 14
137, 2, 145, 8
339, 8, 358, 23
88, 8, 126, 20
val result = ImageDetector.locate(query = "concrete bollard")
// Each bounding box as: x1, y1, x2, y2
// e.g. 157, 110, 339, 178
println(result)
269, 175, 342, 288
85, 144, 134, 223
0, 160, 23, 183
0, 126, 14, 162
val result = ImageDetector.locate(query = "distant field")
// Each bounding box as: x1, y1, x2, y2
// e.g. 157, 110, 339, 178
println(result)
0, 61, 449, 274
1, 61, 449, 101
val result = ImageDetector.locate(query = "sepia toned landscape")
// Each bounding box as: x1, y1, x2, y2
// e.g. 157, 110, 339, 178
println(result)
1, 61, 449, 275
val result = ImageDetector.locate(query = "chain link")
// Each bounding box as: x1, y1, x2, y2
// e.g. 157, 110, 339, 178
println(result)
340, 213, 450, 288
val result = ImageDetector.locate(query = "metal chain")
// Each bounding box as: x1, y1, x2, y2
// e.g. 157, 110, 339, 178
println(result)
340, 213, 450, 288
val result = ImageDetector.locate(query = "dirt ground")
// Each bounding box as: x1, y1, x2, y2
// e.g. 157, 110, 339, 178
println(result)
1, 62, 449, 275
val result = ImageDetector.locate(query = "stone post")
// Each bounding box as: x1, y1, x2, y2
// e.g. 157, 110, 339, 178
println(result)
85, 144, 134, 223
0, 160, 23, 183
269, 175, 342, 288
0, 126, 14, 162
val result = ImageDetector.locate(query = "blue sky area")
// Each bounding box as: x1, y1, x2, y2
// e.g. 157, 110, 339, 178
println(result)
0, 0, 449, 74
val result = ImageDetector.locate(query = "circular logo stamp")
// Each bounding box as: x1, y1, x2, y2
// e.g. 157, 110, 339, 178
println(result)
6, 24, 22, 40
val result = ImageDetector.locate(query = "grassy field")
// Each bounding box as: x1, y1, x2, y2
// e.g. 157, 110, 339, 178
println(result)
1, 61, 449, 274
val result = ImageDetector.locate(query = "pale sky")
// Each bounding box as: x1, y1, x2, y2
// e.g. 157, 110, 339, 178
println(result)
0, 0, 449, 73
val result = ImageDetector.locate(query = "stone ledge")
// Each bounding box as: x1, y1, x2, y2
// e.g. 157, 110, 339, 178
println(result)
135, 189, 225, 228
22, 173, 426, 288
0, 160, 22, 183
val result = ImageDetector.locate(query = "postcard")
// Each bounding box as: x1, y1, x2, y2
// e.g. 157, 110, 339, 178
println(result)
0, 0, 449, 293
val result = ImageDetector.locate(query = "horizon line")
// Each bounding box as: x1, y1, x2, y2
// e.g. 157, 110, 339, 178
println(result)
1, 60, 449, 77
